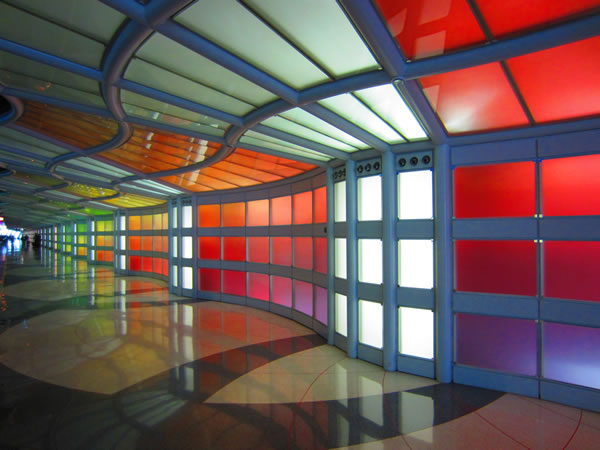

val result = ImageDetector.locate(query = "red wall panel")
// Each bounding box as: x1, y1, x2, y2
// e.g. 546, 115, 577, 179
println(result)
248, 272, 269, 301
223, 270, 246, 296
199, 268, 220, 292
198, 204, 220, 227
293, 237, 313, 270
198, 237, 220, 260
223, 237, 245, 261
271, 196, 291, 225
247, 237, 269, 264
271, 237, 292, 266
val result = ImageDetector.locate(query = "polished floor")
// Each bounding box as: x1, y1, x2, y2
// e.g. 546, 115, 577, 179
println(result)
0, 243, 598, 449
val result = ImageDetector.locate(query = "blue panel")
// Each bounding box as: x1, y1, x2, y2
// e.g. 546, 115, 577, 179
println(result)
454, 292, 538, 319
540, 217, 600, 241
221, 294, 245, 305
313, 320, 328, 339
334, 333, 348, 351
397, 355, 435, 378
453, 218, 537, 240
397, 220, 434, 239
538, 129, 600, 159
357, 221, 382, 238
453, 365, 539, 397
397, 287, 435, 309
358, 343, 383, 366
541, 298, 600, 328
451, 139, 536, 166
540, 380, 600, 413
357, 283, 383, 301
270, 303, 292, 318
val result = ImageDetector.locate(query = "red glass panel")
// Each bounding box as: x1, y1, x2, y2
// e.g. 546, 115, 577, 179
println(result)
142, 257, 153, 272
104, 251, 113, 262
199, 268, 220, 292
314, 237, 327, 274
294, 280, 313, 316
142, 236, 153, 252
272, 276, 292, 307
544, 241, 600, 302
293, 237, 313, 270
96, 250, 103, 261
129, 216, 141, 231
479, 1, 600, 40
248, 273, 270, 301
420, 63, 529, 133
314, 186, 327, 223
374, 0, 485, 60
223, 202, 246, 227
223, 237, 246, 261
247, 237, 269, 264
129, 255, 141, 272
198, 237, 220, 260
456, 314, 537, 376
507, 36, 600, 123
271, 196, 291, 225
129, 236, 141, 251
455, 240, 537, 296
162, 259, 169, 276
198, 204, 220, 227
271, 237, 292, 266
223, 270, 246, 297
153, 258, 162, 274
247, 199, 269, 226
293, 191, 313, 224
542, 154, 600, 216
314, 286, 328, 325
454, 162, 536, 218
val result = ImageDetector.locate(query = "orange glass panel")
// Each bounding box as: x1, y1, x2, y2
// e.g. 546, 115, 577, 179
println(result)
223, 202, 245, 227
293, 191, 313, 224
97, 235, 105, 247
420, 63, 529, 133
129, 216, 141, 231
153, 258, 162, 274
247, 199, 269, 226
271, 196, 291, 225
162, 236, 169, 253
104, 251, 114, 262
314, 186, 327, 223
78, 247, 87, 256
142, 215, 153, 230
129, 236, 141, 251
198, 204, 221, 227
142, 236, 153, 252
162, 212, 168, 228
507, 36, 600, 123
104, 236, 114, 247
153, 236, 162, 252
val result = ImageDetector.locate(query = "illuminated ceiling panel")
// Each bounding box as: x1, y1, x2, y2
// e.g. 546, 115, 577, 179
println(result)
12, 171, 61, 188
507, 36, 600, 123
0, 127, 70, 158
100, 126, 220, 173
419, 62, 529, 134
61, 183, 117, 199
102, 193, 166, 208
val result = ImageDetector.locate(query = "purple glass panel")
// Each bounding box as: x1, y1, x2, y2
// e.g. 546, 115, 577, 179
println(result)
315, 286, 328, 325
294, 280, 313, 316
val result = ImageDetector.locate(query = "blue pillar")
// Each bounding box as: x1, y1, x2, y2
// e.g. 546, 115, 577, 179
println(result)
434, 144, 453, 383
346, 159, 358, 358
382, 151, 398, 370
327, 167, 335, 345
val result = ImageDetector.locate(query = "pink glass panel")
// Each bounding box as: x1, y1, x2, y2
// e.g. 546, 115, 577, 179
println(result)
199, 268, 220, 292
293, 191, 313, 224
271, 276, 292, 307
294, 280, 313, 316
314, 186, 327, 224
293, 237, 313, 270
248, 272, 269, 301
314, 237, 327, 274
271, 196, 292, 225
198, 237, 220, 260
223, 202, 245, 227
198, 204, 220, 227
315, 286, 328, 325
222, 270, 246, 297
247, 199, 269, 226
247, 237, 269, 264
271, 237, 292, 266
223, 237, 245, 261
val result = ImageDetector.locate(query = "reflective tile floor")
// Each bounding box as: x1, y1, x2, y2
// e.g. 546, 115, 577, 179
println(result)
0, 244, 598, 449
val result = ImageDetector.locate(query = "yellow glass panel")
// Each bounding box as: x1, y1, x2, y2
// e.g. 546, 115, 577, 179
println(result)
142, 215, 153, 230
129, 216, 141, 231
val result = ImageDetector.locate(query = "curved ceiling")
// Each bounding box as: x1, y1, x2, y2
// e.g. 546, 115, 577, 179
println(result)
0, 0, 598, 227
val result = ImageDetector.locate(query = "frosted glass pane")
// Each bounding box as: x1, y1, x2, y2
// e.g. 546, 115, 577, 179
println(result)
359, 239, 383, 284
120, 236, 126, 250
398, 171, 433, 220
335, 181, 346, 222
120, 255, 126, 270
120, 216, 126, 230
335, 293, 347, 337
359, 301, 383, 348
335, 238, 347, 279
358, 176, 382, 221
182, 267, 193, 290
399, 240, 434, 289
91, 250, 95, 260
182, 237, 192, 259
182, 206, 192, 228
399, 308, 434, 359
91, 236, 95, 247
172, 207, 178, 228
173, 236, 178, 258
172, 265, 178, 287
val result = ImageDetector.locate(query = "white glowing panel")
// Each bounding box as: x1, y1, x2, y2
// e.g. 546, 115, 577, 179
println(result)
335, 238, 347, 279
182, 236, 192, 259
182, 205, 192, 228
359, 300, 383, 348
399, 307, 434, 359
91, 236, 95, 247
120, 235, 126, 250
359, 239, 382, 284
173, 206, 178, 228
173, 236, 178, 258
172, 265, 178, 287
182, 266, 193, 289
91, 250, 95, 260
335, 293, 347, 336
120, 216, 126, 230
334, 181, 346, 222
91, 222, 95, 232
398, 170, 433, 219
120, 254, 126, 270
398, 240, 434, 289
358, 175, 382, 221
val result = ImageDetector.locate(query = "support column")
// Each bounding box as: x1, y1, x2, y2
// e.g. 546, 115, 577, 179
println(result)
382, 151, 398, 371
434, 144, 453, 383
346, 159, 358, 358
326, 166, 335, 345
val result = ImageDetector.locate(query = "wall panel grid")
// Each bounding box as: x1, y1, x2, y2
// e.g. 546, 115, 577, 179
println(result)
89, 216, 115, 265
452, 151, 600, 404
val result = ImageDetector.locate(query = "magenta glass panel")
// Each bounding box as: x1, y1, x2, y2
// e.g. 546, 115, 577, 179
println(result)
247, 236, 269, 263
314, 186, 327, 224
271, 196, 291, 225
271, 237, 292, 266
247, 199, 269, 226
199, 268, 220, 292
223, 237, 246, 261
198, 236, 220, 260
271, 276, 292, 307
293, 191, 313, 224
455, 240, 537, 296
294, 280, 313, 316
314, 286, 328, 325
544, 241, 600, 302
543, 322, 600, 390
456, 314, 537, 376
314, 237, 327, 274
223, 270, 246, 297
129, 256, 141, 272
293, 237, 313, 270
248, 272, 269, 301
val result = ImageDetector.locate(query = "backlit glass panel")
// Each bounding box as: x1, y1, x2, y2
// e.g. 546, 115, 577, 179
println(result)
399, 307, 434, 359
223, 237, 246, 261
271, 196, 292, 225
248, 273, 269, 301
334, 181, 346, 222
182, 206, 193, 228
271, 237, 292, 266
293, 237, 313, 270
247, 199, 269, 226
399, 240, 434, 289
359, 300, 383, 349
359, 239, 383, 284
223, 270, 246, 297
198, 204, 220, 227
129, 236, 141, 251
129, 216, 141, 231
199, 268, 220, 292
294, 280, 313, 317
247, 237, 269, 264
315, 286, 328, 325
271, 276, 292, 307
129, 256, 141, 272
314, 237, 327, 274
358, 175, 382, 221
293, 191, 313, 224
223, 202, 246, 227
182, 237, 193, 259
335, 293, 347, 337
314, 186, 327, 223
335, 238, 347, 279
398, 170, 433, 220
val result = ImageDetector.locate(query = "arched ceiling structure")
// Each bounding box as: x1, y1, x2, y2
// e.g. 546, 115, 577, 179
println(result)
0, 0, 598, 227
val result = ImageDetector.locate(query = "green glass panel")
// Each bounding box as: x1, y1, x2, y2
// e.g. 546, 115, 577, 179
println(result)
355, 85, 428, 141
77, 223, 87, 233
121, 90, 228, 137
261, 116, 358, 152
125, 59, 254, 116
246, 0, 379, 78
0, 3, 105, 68
82, 208, 112, 216
136, 34, 277, 107
241, 131, 331, 162
319, 94, 405, 143
176, 0, 328, 89
0, 128, 68, 157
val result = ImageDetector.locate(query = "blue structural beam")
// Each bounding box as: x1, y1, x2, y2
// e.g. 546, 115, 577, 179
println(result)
298, 70, 390, 105
238, 143, 329, 167
326, 167, 336, 345
345, 159, 358, 358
